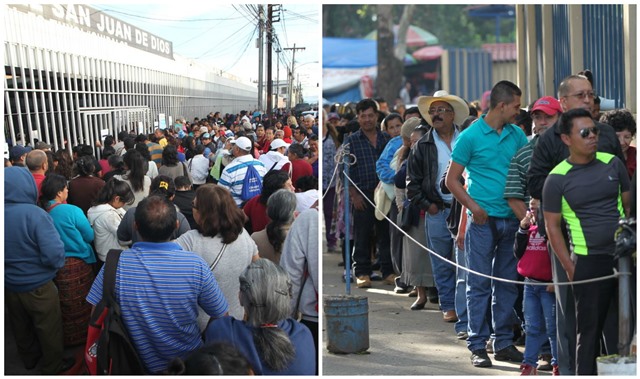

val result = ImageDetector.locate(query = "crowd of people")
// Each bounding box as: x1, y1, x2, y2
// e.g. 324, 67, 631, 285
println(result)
5, 110, 320, 375
322, 70, 635, 375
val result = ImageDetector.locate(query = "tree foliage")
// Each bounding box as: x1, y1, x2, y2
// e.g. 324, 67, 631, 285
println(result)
322, 4, 516, 48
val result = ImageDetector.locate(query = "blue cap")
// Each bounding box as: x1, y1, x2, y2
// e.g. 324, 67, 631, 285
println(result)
10, 145, 32, 161
177, 131, 186, 139
204, 147, 212, 157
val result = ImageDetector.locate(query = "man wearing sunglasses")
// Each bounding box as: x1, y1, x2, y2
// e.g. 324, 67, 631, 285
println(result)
526, 74, 623, 376
543, 108, 630, 375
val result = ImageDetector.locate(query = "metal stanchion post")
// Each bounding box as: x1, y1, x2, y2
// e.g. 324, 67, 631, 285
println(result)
324, 144, 370, 354
343, 144, 352, 295
618, 255, 631, 356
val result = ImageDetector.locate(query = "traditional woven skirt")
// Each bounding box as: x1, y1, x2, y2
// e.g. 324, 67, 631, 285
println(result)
55, 257, 95, 346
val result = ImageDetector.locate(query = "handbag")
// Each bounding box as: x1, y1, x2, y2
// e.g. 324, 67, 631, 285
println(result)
209, 244, 227, 271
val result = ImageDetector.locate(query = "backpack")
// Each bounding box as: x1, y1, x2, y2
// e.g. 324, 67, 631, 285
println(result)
84, 249, 145, 375
240, 163, 263, 202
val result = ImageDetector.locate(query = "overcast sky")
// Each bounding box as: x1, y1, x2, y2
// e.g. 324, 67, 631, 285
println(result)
95, 3, 321, 102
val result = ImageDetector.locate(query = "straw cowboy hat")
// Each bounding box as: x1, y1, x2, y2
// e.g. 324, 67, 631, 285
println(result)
418, 90, 470, 126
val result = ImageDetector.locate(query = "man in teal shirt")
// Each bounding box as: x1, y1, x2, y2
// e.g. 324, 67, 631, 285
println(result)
445, 80, 528, 368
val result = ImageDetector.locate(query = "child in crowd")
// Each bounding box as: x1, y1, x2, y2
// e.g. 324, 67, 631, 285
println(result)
514, 198, 558, 375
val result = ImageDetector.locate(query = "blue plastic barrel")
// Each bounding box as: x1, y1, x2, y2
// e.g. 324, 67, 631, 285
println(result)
324, 295, 369, 353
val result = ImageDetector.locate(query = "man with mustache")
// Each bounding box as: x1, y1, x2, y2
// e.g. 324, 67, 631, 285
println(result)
445, 81, 528, 368
542, 108, 630, 375
407, 91, 468, 328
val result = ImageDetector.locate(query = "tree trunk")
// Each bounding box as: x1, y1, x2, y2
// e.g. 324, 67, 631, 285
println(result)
376, 5, 414, 110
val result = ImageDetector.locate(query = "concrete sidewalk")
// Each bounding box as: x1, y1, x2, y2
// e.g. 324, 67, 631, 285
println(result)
321, 248, 547, 376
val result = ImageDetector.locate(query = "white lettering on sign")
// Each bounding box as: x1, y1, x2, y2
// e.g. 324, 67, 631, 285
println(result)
9, 4, 174, 60
51, 4, 91, 27
97, 14, 132, 41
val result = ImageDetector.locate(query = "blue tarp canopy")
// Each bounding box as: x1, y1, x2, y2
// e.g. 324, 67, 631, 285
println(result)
323, 37, 377, 68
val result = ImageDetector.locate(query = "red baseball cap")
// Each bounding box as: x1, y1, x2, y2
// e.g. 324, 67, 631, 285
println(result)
530, 96, 562, 116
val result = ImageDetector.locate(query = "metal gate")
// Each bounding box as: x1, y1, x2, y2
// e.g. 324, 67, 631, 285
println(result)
79, 106, 151, 158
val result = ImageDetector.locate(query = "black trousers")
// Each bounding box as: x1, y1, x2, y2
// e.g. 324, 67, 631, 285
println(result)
351, 189, 392, 278
550, 243, 576, 375
572, 254, 616, 375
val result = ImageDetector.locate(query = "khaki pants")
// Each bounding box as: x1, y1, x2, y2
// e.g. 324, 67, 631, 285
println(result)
5, 281, 65, 374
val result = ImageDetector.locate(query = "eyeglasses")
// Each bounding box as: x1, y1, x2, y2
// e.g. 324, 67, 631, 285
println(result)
579, 126, 599, 138
565, 91, 596, 100
427, 107, 454, 115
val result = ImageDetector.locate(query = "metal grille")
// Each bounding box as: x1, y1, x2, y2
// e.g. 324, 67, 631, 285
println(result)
552, 5, 572, 91
445, 48, 493, 104
582, 4, 625, 108
4, 8, 258, 155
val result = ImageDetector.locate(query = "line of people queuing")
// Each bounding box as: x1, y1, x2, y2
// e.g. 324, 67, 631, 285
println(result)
322, 70, 635, 376
4, 109, 321, 375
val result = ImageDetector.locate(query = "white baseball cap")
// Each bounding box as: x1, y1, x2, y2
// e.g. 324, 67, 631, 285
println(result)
270, 139, 290, 150
230, 136, 252, 152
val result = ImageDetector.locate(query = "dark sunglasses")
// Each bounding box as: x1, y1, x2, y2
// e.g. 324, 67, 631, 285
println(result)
579, 126, 599, 138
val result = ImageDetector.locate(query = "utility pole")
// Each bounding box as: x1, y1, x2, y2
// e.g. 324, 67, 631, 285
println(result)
284, 44, 305, 111
266, 5, 279, 122
257, 5, 264, 112
275, 48, 281, 112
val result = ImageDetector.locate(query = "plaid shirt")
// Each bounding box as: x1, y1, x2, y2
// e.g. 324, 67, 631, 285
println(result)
342, 129, 389, 192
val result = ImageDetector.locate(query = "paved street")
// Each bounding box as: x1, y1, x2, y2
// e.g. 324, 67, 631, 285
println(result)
321, 247, 548, 376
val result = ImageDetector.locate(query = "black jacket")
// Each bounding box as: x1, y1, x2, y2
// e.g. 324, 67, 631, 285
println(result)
407, 126, 456, 211
527, 120, 623, 200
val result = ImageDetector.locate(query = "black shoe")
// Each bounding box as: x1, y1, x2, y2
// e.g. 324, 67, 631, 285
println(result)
338, 261, 345, 267
427, 286, 439, 304
470, 349, 492, 367
394, 277, 409, 293
514, 332, 526, 346
24, 353, 43, 370
371, 262, 381, 271
494, 345, 524, 363
56, 357, 76, 374
410, 299, 427, 310
456, 331, 469, 340
537, 354, 553, 371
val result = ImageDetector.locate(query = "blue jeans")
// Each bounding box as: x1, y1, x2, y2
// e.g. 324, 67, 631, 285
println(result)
465, 216, 519, 352
426, 208, 456, 312
454, 242, 468, 334
523, 279, 557, 367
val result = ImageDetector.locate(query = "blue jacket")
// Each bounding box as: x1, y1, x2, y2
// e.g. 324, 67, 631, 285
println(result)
47, 202, 96, 264
376, 135, 403, 184
5, 167, 66, 292
205, 317, 316, 375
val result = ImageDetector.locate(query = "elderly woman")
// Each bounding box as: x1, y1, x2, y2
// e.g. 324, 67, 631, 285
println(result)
40, 173, 96, 346
175, 184, 259, 329
204, 258, 316, 375
251, 189, 297, 265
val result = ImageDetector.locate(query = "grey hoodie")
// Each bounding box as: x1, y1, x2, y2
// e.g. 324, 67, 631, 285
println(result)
87, 203, 127, 261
